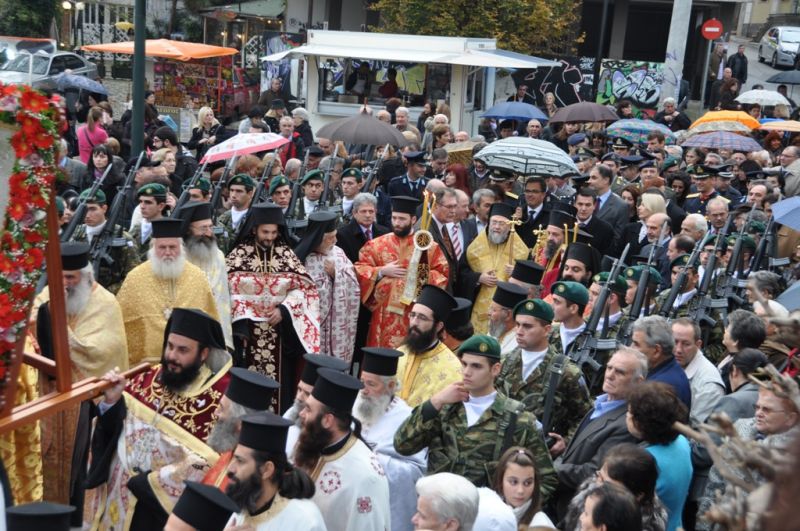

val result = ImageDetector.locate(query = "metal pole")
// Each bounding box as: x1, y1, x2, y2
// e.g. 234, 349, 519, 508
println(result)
701, 38, 712, 107
660, 0, 693, 102
131, 0, 146, 157
593, 0, 611, 100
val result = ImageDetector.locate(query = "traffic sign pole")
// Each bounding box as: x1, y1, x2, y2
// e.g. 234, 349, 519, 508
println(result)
700, 19, 724, 107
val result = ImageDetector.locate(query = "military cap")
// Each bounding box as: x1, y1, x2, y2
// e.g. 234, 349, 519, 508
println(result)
513, 298, 554, 323
489, 202, 515, 220
225, 368, 279, 411
6, 502, 75, 531
300, 353, 349, 385
151, 218, 183, 238
601, 152, 621, 163
609, 137, 633, 149
456, 334, 501, 360
415, 284, 457, 321
229, 173, 256, 190
238, 412, 292, 454
186, 177, 211, 193
361, 347, 404, 376
727, 233, 756, 252
300, 169, 324, 185
703, 234, 728, 253
250, 202, 285, 226
55, 195, 65, 215
551, 280, 589, 306
661, 157, 680, 171
638, 159, 655, 170
312, 368, 363, 412
307, 145, 324, 157
717, 171, 735, 180
571, 174, 590, 187
511, 259, 545, 285
165, 308, 226, 350
390, 195, 420, 215
592, 272, 628, 295
567, 133, 587, 146
403, 150, 426, 164
489, 167, 515, 181
341, 167, 363, 182
625, 265, 662, 286
61, 242, 90, 271
446, 297, 473, 331
669, 253, 696, 271
492, 281, 529, 310
171, 481, 238, 531
619, 155, 643, 168
746, 220, 766, 234
268, 175, 291, 195
136, 182, 167, 198
79, 188, 107, 204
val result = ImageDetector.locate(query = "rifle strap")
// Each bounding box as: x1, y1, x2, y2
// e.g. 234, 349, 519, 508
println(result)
540, 354, 566, 436
494, 399, 523, 461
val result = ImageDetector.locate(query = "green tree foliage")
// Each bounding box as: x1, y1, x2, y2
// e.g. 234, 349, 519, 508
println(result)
0, 0, 57, 38
370, 0, 582, 56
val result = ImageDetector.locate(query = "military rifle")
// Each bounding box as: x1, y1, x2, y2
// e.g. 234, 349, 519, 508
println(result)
716, 201, 757, 308
251, 157, 277, 205
285, 150, 310, 241
688, 216, 732, 334
751, 215, 789, 273
209, 155, 239, 223
657, 234, 706, 319
172, 160, 208, 214
361, 144, 390, 194
61, 164, 113, 242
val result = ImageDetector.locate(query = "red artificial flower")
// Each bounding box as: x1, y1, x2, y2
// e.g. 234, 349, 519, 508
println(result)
10, 283, 32, 301
21, 247, 44, 270
20, 90, 49, 113
8, 201, 27, 221
0, 255, 13, 274
10, 133, 33, 159
22, 229, 43, 244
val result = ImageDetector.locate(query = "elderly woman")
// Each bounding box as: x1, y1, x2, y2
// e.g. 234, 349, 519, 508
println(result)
291, 107, 314, 147
626, 381, 692, 531
654, 97, 690, 132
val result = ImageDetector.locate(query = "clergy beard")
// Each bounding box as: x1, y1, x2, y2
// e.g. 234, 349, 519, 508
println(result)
207, 414, 240, 453
159, 351, 204, 391
353, 392, 392, 426
393, 225, 412, 238
286, 399, 304, 427
488, 318, 508, 340
148, 247, 187, 280
294, 413, 333, 472
185, 234, 218, 267
544, 240, 559, 260
226, 469, 264, 514
488, 229, 509, 245
403, 323, 437, 353
65, 272, 93, 317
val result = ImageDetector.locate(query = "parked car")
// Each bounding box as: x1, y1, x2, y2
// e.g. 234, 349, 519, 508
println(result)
0, 51, 98, 91
758, 26, 800, 68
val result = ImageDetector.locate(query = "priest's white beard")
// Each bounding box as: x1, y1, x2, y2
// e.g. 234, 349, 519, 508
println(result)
488, 229, 510, 245
286, 399, 304, 427
65, 269, 93, 317
148, 247, 187, 280
185, 235, 219, 268
353, 392, 392, 426
488, 318, 508, 340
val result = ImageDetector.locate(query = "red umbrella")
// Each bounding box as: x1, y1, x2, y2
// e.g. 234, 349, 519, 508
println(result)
200, 133, 290, 163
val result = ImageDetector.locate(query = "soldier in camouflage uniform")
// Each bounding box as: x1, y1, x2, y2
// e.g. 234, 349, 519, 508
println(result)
394, 334, 558, 499
547, 281, 590, 355
497, 299, 591, 440
217, 174, 255, 252
70, 189, 140, 294
655, 254, 726, 363
128, 182, 168, 262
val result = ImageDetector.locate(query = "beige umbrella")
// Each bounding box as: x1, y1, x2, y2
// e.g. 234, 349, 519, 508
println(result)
759, 120, 800, 133
684, 120, 753, 137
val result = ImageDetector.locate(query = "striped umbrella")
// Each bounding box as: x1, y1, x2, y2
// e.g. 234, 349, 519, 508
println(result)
474, 137, 579, 177
759, 120, 800, 133
681, 131, 762, 152
606, 119, 675, 145
684, 120, 753, 137
690, 110, 760, 130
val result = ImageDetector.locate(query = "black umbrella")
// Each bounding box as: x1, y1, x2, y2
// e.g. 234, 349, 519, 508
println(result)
548, 102, 619, 124
766, 71, 800, 85
315, 111, 410, 147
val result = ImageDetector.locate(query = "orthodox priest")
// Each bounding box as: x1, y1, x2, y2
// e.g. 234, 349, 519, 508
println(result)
84, 308, 233, 530
116, 218, 218, 366
175, 201, 234, 350
355, 195, 449, 348
466, 202, 529, 335
226, 202, 320, 411
295, 211, 360, 364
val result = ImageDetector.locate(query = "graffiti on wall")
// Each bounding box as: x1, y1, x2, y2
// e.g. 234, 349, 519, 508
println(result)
511, 56, 595, 107
596, 60, 664, 117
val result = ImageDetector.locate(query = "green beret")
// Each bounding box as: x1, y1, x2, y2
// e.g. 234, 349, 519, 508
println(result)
55, 196, 65, 214
513, 298, 554, 323
186, 177, 211, 193
728, 233, 756, 252
662, 157, 680, 171
269, 175, 291, 195
746, 220, 766, 235
592, 272, 628, 295
551, 281, 589, 306
456, 334, 501, 360
625, 265, 662, 286
136, 183, 167, 199
228, 174, 256, 190
341, 168, 363, 182
300, 169, 324, 185
80, 188, 107, 204
669, 253, 695, 271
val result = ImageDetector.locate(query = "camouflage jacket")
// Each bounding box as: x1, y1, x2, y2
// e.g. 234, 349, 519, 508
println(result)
497, 345, 592, 439
73, 224, 140, 294
214, 210, 236, 254
127, 222, 152, 263
654, 289, 726, 363
393, 391, 558, 499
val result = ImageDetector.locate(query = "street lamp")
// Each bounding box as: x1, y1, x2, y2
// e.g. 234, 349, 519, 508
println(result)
63, 1, 86, 47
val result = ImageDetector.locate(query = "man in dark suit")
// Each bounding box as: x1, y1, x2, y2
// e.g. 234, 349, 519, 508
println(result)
548, 347, 645, 520
588, 164, 629, 240
519, 176, 550, 248
426, 188, 480, 296
573, 187, 614, 255
387, 151, 429, 201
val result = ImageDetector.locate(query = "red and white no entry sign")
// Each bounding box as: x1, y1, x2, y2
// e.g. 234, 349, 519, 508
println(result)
702, 19, 724, 40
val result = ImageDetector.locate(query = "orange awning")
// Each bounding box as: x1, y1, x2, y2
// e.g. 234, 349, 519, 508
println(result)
81, 39, 238, 61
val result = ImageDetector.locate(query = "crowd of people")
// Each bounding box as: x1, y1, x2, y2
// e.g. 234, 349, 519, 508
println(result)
4, 68, 800, 531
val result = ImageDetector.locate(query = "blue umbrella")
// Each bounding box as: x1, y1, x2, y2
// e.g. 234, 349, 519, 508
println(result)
771, 196, 800, 232
55, 73, 108, 95
483, 101, 548, 122
776, 281, 800, 312
606, 119, 675, 145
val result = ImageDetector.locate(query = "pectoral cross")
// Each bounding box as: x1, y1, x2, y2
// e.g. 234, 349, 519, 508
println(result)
507, 217, 523, 265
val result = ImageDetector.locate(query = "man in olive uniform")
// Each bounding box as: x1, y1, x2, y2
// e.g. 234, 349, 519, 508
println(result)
655, 254, 726, 363
622, 264, 663, 321
129, 182, 168, 261
497, 299, 591, 440
340, 168, 364, 224
684, 168, 729, 215
293, 169, 326, 221
393, 334, 558, 499
547, 281, 590, 355
588, 272, 629, 340
218, 174, 255, 244
184, 177, 212, 203
69, 189, 139, 294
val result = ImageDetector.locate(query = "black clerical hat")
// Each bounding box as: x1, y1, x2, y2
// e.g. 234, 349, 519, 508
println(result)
511, 260, 544, 285
6, 502, 75, 531
548, 209, 576, 230
361, 347, 404, 376
312, 368, 363, 412
489, 202, 515, 220
492, 281, 529, 310
550, 200, 577, 218
175, 201, 213, 236
446, 297, 473, 331
61, 241, 90, 271
575, 229, 594, 245
300, 353, 349, 385
294, 210, 339, 262
238, 412, 292, 453
249, 202, 285, 226
151, 218, 183, 238
225, 368, 279, 411
391, 195, 420, 215
414, 284, 457, 321
165, 308, 226, 350
171, 481, 238, 531
563, 241, 600, 274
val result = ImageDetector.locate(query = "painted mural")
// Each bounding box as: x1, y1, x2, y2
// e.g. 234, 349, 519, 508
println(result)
596, 60, 664, 118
